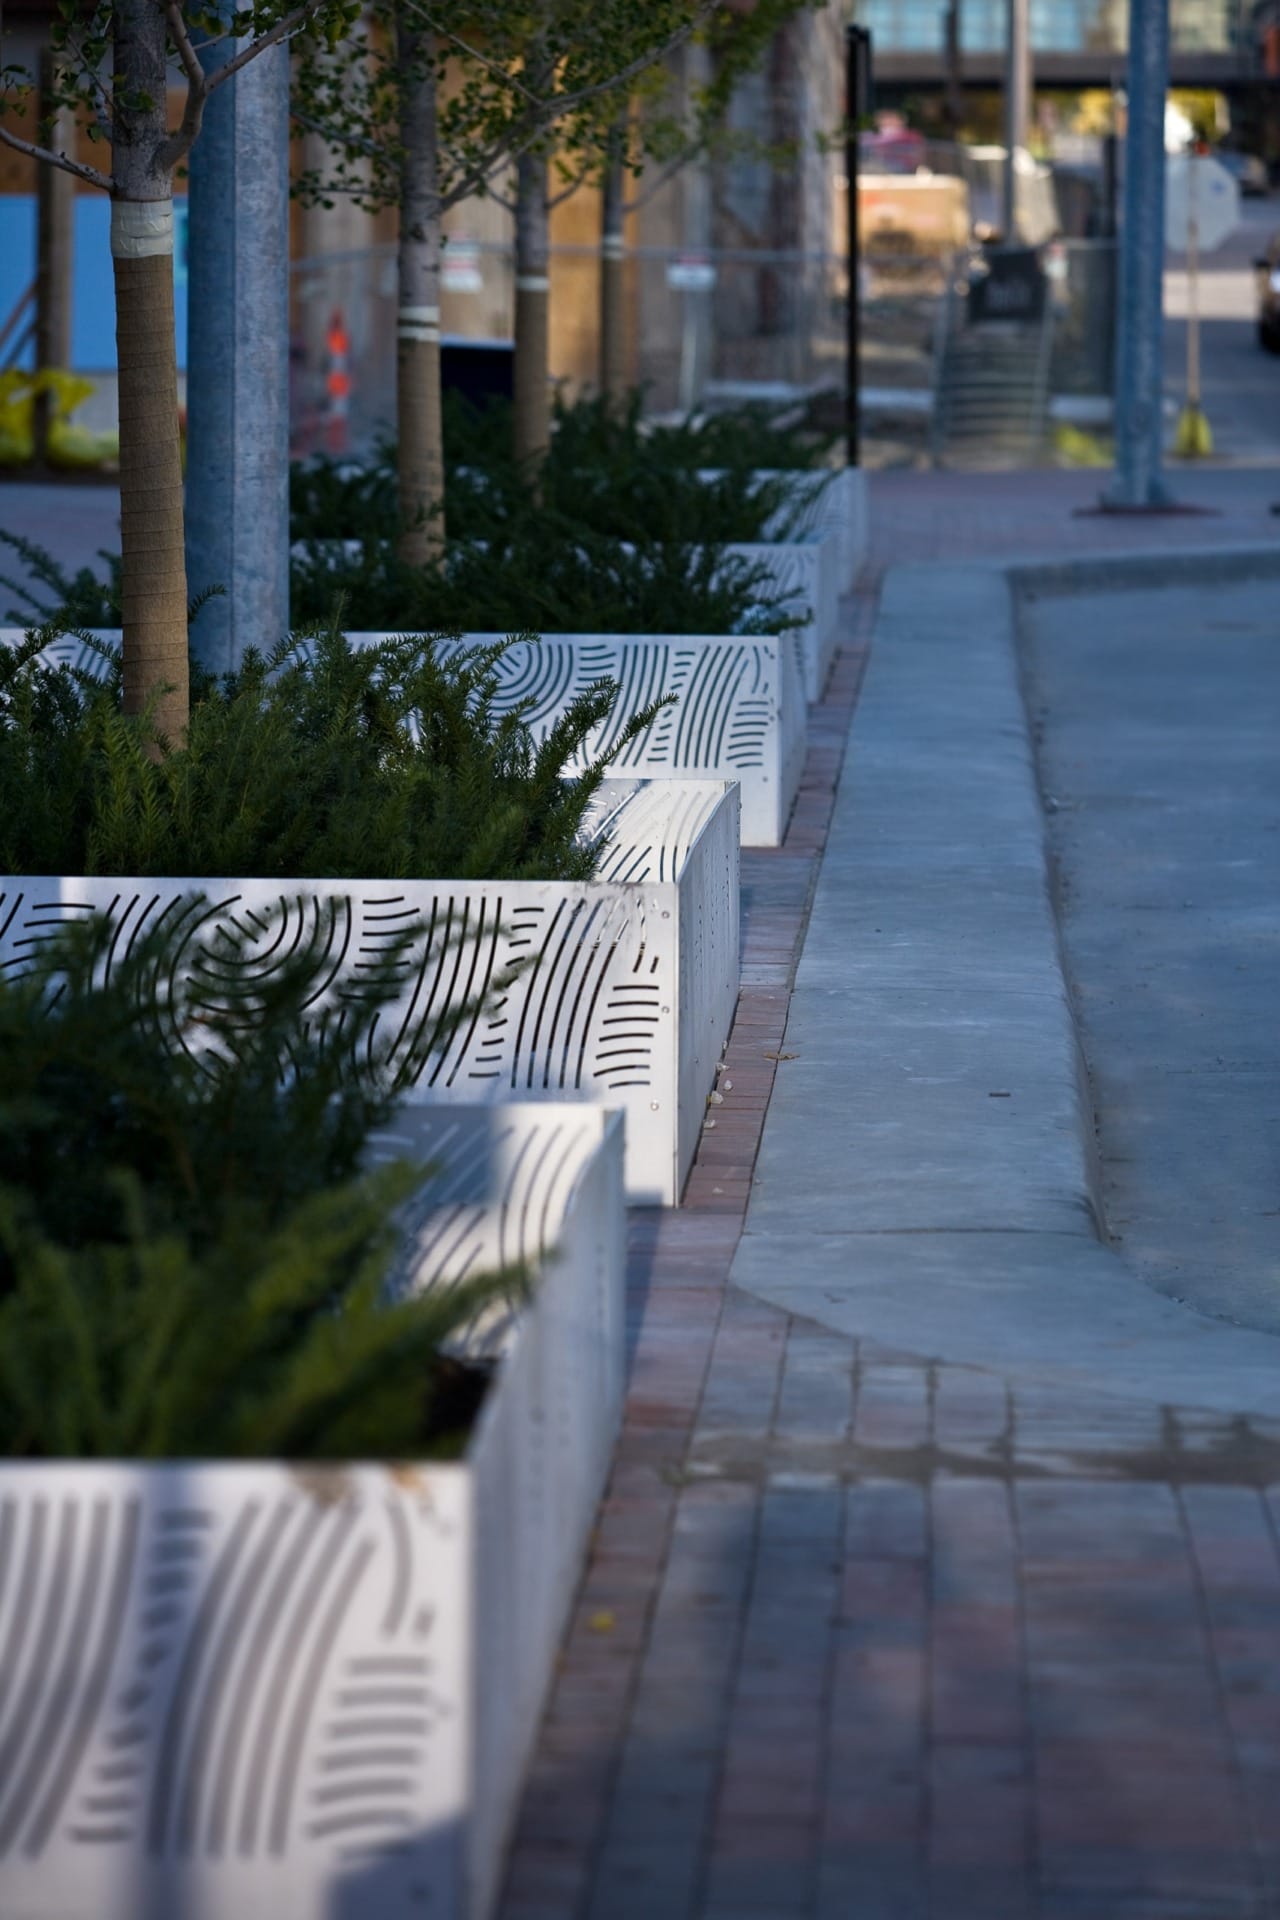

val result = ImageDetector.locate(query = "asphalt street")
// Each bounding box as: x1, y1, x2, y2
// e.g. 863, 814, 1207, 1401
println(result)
1022, 575, 1280, 1337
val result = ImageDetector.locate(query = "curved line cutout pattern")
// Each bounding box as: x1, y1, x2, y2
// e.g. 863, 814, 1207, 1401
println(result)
0, 1108, 625, 1920
369, 1104, 612, 1357
0, 1472, 461, 1883
13, 629, 798, 847
0, 781, 739, 1202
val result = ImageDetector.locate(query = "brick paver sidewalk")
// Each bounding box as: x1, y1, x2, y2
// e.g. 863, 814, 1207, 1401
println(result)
498, 473, 1280, 1920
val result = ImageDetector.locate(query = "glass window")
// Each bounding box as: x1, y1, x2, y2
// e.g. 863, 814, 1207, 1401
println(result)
858, 0, 1242, 56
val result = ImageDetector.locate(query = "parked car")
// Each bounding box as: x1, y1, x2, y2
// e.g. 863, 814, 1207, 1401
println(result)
1252, 234, 1280, 352
1219, 149, 1269, 198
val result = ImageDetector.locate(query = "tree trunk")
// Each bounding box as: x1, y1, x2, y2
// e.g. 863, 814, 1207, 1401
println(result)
513, 151, 550, 472
33, 50, 74, 468
112, 0, 188, 742
599, 123, 627, 409
396, 14, 445, 568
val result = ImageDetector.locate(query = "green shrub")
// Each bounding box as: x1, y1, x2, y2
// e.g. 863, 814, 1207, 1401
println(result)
640, 395, 840, 473
0, 911, 516, 1459
0, 1174, 504, 1458
1, 526, 123, 628
290, 446, 400, 545
290, 390, 833, 551
290, 519, 798, 638
0, 620, 666, 880
441, 392, 811, 546
0, 908, 411, 1269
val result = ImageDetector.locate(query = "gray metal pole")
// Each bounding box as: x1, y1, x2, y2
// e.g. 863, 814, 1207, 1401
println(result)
1002, 0, 1030, 243
184, 36, 290, 677
1106, 0, 1171, 507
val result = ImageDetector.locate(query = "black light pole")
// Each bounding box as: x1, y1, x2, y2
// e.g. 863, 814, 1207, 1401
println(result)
845, 24, 873, 468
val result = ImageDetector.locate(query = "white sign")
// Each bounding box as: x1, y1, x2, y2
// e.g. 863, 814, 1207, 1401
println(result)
1165, 153, 1240, 254
667, 253, 717, 292
443, 237, 483, 293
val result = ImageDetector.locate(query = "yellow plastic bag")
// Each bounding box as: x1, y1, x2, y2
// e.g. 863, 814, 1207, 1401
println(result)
0, 368, 119, 468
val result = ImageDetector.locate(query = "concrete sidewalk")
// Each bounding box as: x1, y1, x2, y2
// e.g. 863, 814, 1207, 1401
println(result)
498, 482, 1280, 1920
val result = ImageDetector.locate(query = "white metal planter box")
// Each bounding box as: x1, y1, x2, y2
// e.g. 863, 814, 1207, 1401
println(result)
701, 465, 868, 599
0, 1102, 625, 1920
762, 467, 868, 599
281, 525, 835, 700
13, 628, 800, 849
723, 528, 840, 703
353, 631, 804, 850
0, 778, 739, 1206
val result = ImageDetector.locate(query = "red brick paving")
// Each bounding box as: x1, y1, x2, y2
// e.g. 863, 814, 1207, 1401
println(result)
498, 473, 1280, 1920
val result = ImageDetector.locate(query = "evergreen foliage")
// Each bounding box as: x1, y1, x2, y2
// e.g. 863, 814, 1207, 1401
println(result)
1, 527, 224, 644
0, 911, 515, 1459
290, 393, 809, 635
1, 527, 123, 628
289, 390, 835, 550
289, 448, 400, 546
0, 620, 665, 880
448, 398, 806, 548
643, 396, 840, 473
289, 387, 836, 560
289, 520, 796, 638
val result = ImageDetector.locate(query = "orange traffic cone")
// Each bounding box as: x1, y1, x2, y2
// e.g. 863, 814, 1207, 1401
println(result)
324, 309, 352, 456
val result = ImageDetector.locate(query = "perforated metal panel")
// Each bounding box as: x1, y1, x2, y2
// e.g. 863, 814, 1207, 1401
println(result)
0, 779, 739, 1204
0, 1105, 625, 1920
697, 466, 866, 603
724, 530, 840, 702
426, 632, 800, 850
9, 628, 800, 849
757, 468, 867, 599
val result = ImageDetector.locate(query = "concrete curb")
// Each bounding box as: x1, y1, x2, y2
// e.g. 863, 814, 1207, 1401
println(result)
1011, 540, 1280, 599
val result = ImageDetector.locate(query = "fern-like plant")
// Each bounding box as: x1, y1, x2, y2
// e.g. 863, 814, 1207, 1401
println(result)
0, 907, 420, 1275
0, 620, 668, 880
0, 908, 518, 1460
290, 518, 801, 638
0, 526, 123, 628
0, 1174, 506, 1459
290, 390, 831, 552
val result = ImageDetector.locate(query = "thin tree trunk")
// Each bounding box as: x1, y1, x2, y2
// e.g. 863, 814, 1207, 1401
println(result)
113, 0, 188, 742
599, 121, 627, 409
33, 50, 74, 468
513, 151, 550, 472
396, 13, 445, 567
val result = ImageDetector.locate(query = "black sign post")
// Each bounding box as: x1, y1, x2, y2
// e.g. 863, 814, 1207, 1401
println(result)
845, 25, 873, 469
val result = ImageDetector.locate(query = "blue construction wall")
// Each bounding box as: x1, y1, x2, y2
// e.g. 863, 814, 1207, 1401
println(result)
0, 195, 189, 370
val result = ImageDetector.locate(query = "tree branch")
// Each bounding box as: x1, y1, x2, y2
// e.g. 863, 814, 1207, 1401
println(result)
0, 121, 112, 191
622, 146, 692, 213
166, 0, 205, 95
290, 102, 389, 164
547, 153, 592, 210
158, 0, 317, 170
156, 0, 208, 168
203, 1, 318, 95
439, 120, 538, 212
57, 23, 115, 140
403, 4, 541, 106
407, 0, 715, 132
299, 0, 718, 217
